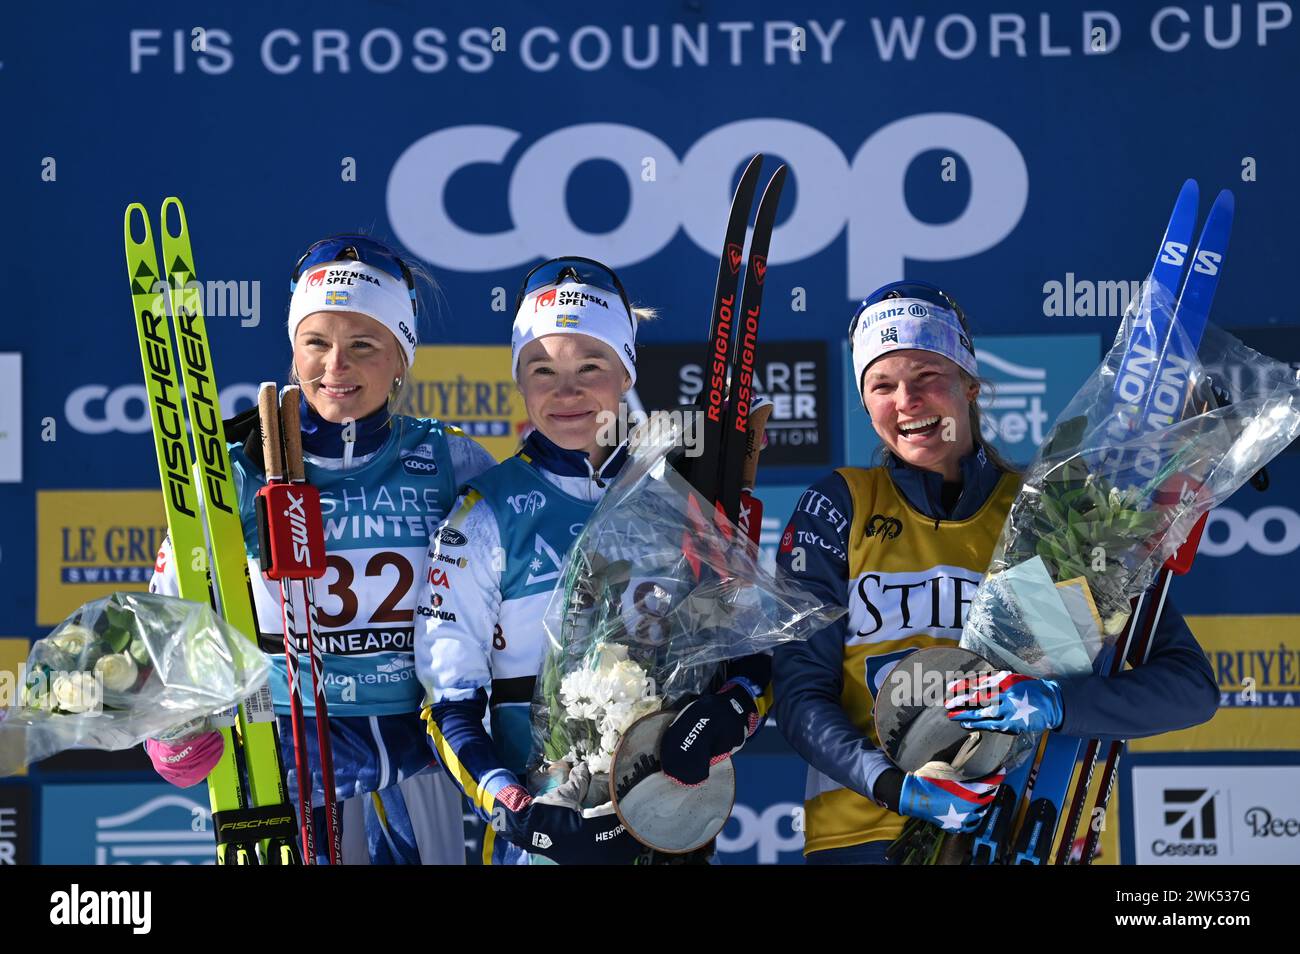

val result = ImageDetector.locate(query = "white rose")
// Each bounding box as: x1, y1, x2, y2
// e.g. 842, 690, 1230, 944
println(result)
595, 644, 629, 667
48, 624, 95, 660
95, 653, 139, 693
587, 750, 611, 774
52, 672, 102, 714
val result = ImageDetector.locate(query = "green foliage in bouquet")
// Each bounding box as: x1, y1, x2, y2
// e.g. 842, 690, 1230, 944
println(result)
997, 420, 1166, 631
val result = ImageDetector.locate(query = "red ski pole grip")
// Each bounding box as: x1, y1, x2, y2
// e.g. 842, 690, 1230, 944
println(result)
256, 483, 327, 580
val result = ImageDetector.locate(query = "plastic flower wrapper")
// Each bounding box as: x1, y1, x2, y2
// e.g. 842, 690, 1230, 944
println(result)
530, 416, 845, 790
0, 591, 271, 776
960, 282, 1300, 772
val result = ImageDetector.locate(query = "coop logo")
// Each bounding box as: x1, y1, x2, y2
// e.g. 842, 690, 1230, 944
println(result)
1151, 788, 1219, 858
1197, 506, 1300, 558
401, 444, 439, 476
66, 382, 258, 435
388, 115, 1028, 299
715, 801, 803, 864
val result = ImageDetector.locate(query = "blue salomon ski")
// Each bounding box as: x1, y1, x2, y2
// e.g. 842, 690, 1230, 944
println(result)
973, 181, 1234, 865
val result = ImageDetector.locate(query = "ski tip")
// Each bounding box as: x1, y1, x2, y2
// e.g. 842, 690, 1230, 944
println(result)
160, 196, 188, 238
123, 204, 151, 246
1211, 188, 1236, 214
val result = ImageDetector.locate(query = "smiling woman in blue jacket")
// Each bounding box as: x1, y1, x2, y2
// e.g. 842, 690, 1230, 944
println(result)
772, 281, 1218, 865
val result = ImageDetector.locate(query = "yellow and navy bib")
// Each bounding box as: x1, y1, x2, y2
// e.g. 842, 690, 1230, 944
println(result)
802, 465, 1020, 854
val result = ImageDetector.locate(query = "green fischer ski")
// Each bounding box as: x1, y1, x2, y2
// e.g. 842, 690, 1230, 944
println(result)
125, 198, 298, 865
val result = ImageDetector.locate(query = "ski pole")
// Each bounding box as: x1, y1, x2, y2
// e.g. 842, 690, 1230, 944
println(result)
1076, 509, 1207, 864
256, 383, 317, 861
281, 386, 343, 865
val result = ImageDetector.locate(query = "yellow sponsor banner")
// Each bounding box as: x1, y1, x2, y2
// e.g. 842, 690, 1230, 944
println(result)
37, 491, 166, 627
0, 638, 32, 776
1132, 615, 1300, 753
401, 345, 527, 463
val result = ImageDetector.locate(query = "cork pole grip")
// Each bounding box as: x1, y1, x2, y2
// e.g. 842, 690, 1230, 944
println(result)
740, 403, 774, 491
258, 382, 285, 481
280, 386, 306, 483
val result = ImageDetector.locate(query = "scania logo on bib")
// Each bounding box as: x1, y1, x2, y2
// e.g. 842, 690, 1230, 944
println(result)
387, 115, 1028, 299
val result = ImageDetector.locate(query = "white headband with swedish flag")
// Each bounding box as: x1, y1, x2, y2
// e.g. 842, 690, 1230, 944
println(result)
511, 282, 638, 384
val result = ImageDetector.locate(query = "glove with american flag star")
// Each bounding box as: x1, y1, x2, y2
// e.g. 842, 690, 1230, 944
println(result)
944, 670, 1065, 735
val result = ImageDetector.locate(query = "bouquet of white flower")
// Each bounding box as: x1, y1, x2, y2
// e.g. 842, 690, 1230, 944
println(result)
0, 591, 270, 775
530, 420, 844, 798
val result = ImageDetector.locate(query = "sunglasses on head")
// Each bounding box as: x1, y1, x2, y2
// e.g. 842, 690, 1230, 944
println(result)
514, 256, 633, 325
849, 281, 970, 338
291, 234, 417, 316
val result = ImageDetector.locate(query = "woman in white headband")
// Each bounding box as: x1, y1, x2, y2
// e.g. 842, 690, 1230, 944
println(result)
414, 256, 657, 864
770, 280, 1217, 864
144, 234, 496, 864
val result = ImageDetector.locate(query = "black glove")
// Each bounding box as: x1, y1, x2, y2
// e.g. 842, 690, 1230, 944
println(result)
493, 763, 644, 865
659, 679, 760, 787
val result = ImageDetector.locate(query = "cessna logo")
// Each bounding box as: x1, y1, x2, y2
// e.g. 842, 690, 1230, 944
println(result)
1151, 788, 1219, 858
283, 491, 312, 567
865, 514, 902, 539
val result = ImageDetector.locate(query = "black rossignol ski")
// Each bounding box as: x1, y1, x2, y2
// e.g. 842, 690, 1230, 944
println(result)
676, 155, 786, 542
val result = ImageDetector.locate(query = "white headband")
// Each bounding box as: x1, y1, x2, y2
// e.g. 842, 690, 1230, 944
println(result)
288, 260, 417, 367
851, 297, 978, 399
511, 282, 637, 383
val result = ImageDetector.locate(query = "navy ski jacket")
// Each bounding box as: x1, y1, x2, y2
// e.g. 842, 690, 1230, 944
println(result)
772, 450, 1219, 805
